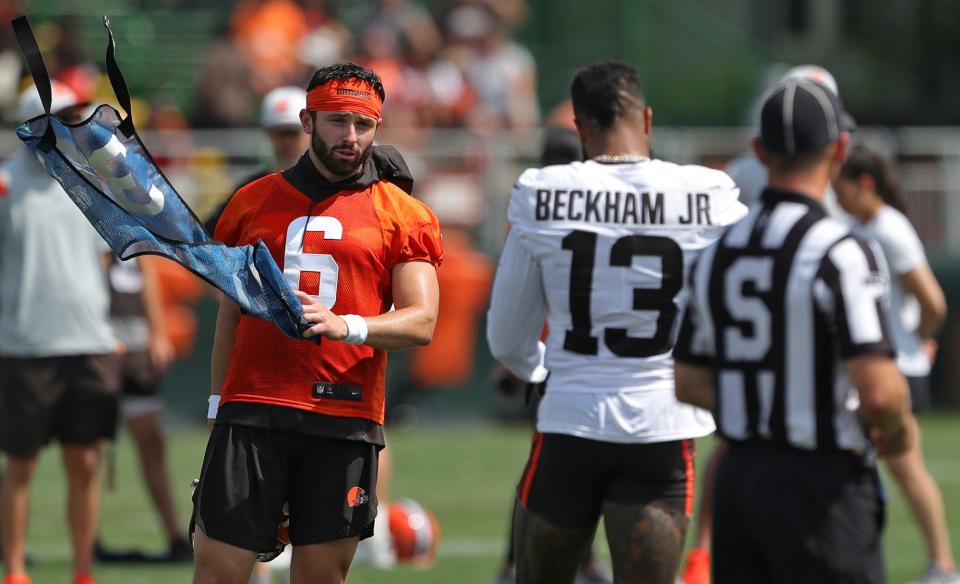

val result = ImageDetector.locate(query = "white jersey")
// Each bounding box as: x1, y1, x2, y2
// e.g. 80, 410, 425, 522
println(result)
488, 159, 747, 443
862, 206, 930, 377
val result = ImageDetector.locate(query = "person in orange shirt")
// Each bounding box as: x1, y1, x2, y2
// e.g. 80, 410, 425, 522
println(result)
191, 63, 443, 584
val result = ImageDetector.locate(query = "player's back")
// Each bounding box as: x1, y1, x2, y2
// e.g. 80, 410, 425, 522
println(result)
507, 159, 745, 441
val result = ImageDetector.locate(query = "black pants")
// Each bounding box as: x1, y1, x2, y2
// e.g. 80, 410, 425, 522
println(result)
713, 441, 885, 584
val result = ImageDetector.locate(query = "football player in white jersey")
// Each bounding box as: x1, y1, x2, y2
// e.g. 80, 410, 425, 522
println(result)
487, 61, 747, 584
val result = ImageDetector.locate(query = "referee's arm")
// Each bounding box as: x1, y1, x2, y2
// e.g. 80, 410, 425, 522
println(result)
823, 238, 917, 457
846, 355, 917, 457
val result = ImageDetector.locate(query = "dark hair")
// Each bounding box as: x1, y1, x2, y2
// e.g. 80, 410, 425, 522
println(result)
839, 145, 907, 214
570, 61, 646, 129
307, 62, 386, 102
763, 143, 834, 174
540, 126, 583, 166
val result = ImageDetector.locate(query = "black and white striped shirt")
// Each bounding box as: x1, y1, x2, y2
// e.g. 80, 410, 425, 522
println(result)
674, 188, 895, 454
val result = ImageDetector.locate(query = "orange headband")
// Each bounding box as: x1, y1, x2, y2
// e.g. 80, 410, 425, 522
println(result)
306, 79, 382, 120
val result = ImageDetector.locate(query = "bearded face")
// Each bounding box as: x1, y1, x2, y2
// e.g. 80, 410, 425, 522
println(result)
310, 130, 374, 178
307, 111, 379, 180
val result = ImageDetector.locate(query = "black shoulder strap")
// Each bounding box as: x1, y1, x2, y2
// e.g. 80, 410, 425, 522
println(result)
11, 16, 56, 150
103, 16, 134, 137
370, 145, 415, 194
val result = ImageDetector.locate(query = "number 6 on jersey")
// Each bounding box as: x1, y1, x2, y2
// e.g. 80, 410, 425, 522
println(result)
284, 216, 342, 307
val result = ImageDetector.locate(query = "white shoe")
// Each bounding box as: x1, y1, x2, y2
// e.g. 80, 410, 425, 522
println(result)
907, 564, 960, 584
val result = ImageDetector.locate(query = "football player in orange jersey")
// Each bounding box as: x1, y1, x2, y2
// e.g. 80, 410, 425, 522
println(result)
191, 63, 442, 584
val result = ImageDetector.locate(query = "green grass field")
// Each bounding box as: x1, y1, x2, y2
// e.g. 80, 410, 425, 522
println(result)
14, 414, 960, 583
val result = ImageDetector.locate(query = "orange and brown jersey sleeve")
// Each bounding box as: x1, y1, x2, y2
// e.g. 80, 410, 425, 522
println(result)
370, 183, 444, 269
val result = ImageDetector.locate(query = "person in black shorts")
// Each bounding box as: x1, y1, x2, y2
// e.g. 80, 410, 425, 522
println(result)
487, 61, 746, 584
191, 63, 442, 584
492, 119, 612, 584
0, 84, 121, 584
93, 256, 190, 564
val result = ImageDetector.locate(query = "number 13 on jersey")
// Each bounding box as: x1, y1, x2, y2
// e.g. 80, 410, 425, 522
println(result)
562, 230, 683, 358
284, 216, 343, 307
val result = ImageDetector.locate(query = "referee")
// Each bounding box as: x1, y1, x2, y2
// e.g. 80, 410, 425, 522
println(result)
673, 78, 918, 583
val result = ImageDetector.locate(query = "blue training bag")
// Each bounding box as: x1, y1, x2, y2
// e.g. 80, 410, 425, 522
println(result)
12, 16, 308, 340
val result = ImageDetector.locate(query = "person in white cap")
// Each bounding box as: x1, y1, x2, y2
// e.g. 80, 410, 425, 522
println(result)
204, 85, 310, 235
726, 64, 849, 217
0, 82, 119, 584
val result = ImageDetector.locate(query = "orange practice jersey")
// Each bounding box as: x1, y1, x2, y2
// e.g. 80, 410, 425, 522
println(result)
214, 172, 443, 424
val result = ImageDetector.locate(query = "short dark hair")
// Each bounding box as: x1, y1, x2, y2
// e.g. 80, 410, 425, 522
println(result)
307, 62, 386, 102
571, 61, 646, 129
763, 144, 833, 175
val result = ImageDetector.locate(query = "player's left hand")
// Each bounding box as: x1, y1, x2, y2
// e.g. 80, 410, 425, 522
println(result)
296, 291, 348, 341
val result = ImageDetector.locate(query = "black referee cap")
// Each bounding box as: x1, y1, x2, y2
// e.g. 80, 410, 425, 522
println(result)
760, 78, 856, 155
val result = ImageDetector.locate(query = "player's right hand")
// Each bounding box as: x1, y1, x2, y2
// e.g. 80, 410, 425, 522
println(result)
296, 291, 349, 341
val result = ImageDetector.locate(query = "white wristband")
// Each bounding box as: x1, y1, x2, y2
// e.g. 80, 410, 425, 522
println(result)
341, 314, 368, 344
207, 395, 220, 420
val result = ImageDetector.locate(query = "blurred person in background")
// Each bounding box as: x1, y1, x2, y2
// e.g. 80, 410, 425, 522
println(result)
441, 2, 539, 129
833, 146, 958, 584
359, 0, 442, 68
297, 0, 351, 76
0, 4, 23, 118
50, 16, 99, 105
0, 83, 120, 584
93, 255, 190, 564
230, 0, 310, 93
488, 61, 746, 584
387, 172, 494, 419
352, 0, 444, 129
191, 25, 258, 128
205, 85, 311, 235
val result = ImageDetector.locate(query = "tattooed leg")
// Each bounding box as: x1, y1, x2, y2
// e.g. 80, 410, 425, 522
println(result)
512, 496, 596, 584
603, 501, 689, 584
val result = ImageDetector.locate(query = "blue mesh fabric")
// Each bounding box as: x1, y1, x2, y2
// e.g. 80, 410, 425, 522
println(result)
16, 105, 306, 339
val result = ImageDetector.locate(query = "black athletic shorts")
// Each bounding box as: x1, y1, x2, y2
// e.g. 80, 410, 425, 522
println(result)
193, 423, 379, 552
516, 432, 695, 528
0, 354, 121, 458
713, 440, 885, 584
